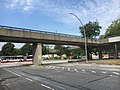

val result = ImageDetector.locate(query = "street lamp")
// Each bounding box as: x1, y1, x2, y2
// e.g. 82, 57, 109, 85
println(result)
69, 13, 88, 63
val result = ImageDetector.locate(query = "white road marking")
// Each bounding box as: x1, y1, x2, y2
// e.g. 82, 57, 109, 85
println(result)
4, 69, 21, 77
41, 83, 66, 90
57, 67, 60, 68
68, 68, 70, 71
47, 66, 52, 69
112, 72, 120, 75
110, 75, 113, 77
41, 84, 54, 90
82, 69, 85, 72
102, 72, 107, 74
62, 67, 65, 70
5, 83, 10, 86
26, 78, 33, 81
45, 66, 48, 68
92, 71, 96, 73
51, 66, 55, 69
74, 69, 78, 72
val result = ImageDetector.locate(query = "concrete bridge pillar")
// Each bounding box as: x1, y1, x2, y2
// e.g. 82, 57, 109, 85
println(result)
32, 43, 42, 66
97, 46, 103, 60
99, 48, 102, 60
113, 43, 118, 59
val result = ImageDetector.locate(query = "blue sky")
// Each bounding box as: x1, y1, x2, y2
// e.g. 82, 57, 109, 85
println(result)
0, 0, 120, 49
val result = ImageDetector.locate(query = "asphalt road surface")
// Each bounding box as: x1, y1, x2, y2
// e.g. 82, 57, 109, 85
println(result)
0, 63, 120, 90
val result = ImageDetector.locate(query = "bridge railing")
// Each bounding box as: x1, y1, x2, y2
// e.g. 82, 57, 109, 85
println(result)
0, 25, 81, 38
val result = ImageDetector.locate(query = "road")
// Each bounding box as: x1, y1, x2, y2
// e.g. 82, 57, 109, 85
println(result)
0, 63, 120, 90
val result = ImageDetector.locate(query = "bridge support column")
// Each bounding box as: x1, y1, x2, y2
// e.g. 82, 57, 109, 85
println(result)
113, 43, 118, 59
97, 46, 103, 60
87, 50, 92, 60
99, 49, 102, 60
33, 43, 42, 66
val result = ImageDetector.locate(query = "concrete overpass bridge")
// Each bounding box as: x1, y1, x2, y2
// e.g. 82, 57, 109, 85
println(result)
0, 25, 120, 65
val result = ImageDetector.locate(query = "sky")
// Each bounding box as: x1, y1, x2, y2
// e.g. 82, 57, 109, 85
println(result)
0, 0, 120, 50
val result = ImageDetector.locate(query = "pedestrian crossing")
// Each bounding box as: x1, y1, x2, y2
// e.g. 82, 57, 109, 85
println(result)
44, 65, 120, 77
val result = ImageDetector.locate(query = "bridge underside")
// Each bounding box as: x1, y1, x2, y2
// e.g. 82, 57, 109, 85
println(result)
0, 26, 120, 65
0, 36, 109, 46
1, 36, 120, 65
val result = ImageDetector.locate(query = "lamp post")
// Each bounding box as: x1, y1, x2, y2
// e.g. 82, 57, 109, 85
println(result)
69, 13, 88, 63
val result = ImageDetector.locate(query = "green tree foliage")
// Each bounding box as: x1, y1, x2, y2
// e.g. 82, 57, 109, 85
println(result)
70, 47, 84, 59
54, 45, 66, 55
79, 21, 101, 38
14, 48, 21, 55
99, 34, 105, 39
1, 42, 16, 56
0, 51, 2, 56
42, 44, 48, 55
54, 45, 84, 58
1, 43, 48, 56
20, 43, 32, 55
20, 43, 48, 55
105, 18, 120, 37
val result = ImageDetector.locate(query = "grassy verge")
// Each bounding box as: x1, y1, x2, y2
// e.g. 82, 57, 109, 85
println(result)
79, 59, 120, 65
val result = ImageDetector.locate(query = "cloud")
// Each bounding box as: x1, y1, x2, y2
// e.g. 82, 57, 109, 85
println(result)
33, 0, 120, 33
5, 0, 34, 12
4, 0, 120, 34
90, 0, 120, 34
1, 0, 120, 49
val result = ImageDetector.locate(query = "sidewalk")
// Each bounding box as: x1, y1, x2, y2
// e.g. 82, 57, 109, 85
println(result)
41, 60, 68, 64
0, 62, 32, 67
1, 60, 120, 68
78, 63, 120, 68
0, 60, 68, 67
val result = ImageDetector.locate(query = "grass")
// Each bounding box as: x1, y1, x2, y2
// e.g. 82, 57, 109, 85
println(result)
79, 59, 120, 65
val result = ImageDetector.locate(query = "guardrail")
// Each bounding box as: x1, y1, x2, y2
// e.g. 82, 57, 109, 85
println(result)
0, 25, 81, 38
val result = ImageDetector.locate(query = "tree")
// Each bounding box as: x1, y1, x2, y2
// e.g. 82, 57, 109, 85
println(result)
54, 45, 66, 55
0, 51, 2, 56
14, 48, 21, 55
1, 42, 16, 56
20, 43, 32, 55
42, 44, 48, 55
99, 34, 105, 39
79, 21, 101, 38
20, 43, 48, 55
105, 18, 120, 37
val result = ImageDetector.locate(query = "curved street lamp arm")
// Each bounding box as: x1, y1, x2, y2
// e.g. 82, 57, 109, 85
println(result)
69, 12, 88, 62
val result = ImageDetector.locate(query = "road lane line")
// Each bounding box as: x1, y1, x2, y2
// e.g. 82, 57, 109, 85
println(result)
51, 66, 55, 69
82, 69, 85, 72
56, 67, 59, 68
67, 68, 70, 71
41, 84, 54, 90
4, 69, 21, 77
112, 72, 120, 75
45, 66, 48, 68
26, 78, 33, 81
47, 66, 52, 69
102, 72, 107, 74
92, 71, 96, 73
110, 75, 113, 77
74, 69, 78, 72
62, 67, 65, 70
